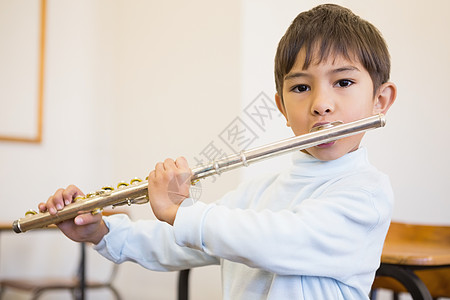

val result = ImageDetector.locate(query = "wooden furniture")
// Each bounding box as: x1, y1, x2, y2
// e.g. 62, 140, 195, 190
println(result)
0, 210, 126, 300
371, 222, 450, 300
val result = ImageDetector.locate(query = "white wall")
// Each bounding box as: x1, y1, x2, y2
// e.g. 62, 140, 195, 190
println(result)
0, 0, 449, 299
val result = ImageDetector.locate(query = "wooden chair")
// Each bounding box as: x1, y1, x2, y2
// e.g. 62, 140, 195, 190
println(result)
0, 210, 126, 300
371, 222, 450, 300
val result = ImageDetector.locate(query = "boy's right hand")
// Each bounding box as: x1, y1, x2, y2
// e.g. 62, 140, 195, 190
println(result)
38, 185, 109, 245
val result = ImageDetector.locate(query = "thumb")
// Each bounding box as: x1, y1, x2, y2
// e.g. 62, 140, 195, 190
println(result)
74, 211, 103, 226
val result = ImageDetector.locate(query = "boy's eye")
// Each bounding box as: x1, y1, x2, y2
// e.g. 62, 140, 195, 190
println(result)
335, 79, 354, 88
291, 84, 310, 93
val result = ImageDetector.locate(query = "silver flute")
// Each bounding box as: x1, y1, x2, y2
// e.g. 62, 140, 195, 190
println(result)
12, 114, 386, 233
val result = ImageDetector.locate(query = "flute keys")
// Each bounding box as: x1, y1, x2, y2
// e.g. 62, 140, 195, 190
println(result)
130, 178, 142, 185
117, 181, 129, 189
25, 209, 38, 216
74, 196, 85, 202
91, 208, 103, 216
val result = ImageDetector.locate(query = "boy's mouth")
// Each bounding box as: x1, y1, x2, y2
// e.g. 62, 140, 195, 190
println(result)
316, 141, 336, 148
310, 121, 344, 147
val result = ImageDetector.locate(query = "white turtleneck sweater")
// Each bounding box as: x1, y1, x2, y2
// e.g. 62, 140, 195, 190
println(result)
94, 148, 393, 299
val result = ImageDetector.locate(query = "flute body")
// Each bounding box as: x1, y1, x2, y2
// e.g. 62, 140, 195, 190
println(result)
12, 114, 385, 233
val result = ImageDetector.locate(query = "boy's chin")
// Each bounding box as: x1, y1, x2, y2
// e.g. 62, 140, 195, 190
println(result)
304, 144, 358, 161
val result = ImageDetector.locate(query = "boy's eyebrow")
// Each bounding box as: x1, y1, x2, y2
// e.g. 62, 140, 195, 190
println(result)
330, 66, 361, 74
284, 72, 309, 81
284, 66, 361, 81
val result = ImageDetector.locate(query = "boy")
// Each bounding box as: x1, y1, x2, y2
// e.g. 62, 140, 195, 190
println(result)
40, 4, 396, 299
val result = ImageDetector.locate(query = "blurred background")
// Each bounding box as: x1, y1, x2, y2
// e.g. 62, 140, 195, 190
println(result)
0, 0, 448, 299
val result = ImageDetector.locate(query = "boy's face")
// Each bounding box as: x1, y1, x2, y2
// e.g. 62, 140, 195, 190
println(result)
276, 48, 383, 161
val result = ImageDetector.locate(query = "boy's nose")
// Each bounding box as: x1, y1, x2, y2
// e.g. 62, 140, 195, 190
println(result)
311, 94, 334, 116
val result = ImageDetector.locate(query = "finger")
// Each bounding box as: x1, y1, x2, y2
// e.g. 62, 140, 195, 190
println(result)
47, 189, 64, 215
62, 185, 84, 206
154, 162, 166, 179
154, 161, 164, 172
38, 202, 47, 213
148, 170, 156, 180
175, 157, 192, 186
147, 170, 157, 191
164, 158, 177, 171
74, 211, 102, 226
175, 156, 190, 171
46, 196, 57, 215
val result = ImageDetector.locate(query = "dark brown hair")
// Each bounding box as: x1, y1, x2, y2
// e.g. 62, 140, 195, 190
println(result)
275, 4, 390, 100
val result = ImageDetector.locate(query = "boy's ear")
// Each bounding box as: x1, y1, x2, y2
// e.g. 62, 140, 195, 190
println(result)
373, 82, 397, 115
275, 93, 290, 127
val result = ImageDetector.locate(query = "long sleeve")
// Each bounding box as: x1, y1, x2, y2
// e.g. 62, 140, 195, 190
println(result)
93, 213, 219, 271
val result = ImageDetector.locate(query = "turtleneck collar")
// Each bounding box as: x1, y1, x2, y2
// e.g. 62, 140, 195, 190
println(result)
289, 147, 370, 178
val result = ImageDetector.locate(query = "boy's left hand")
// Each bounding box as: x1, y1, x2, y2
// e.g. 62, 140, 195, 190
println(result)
147, 157, 191, 225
